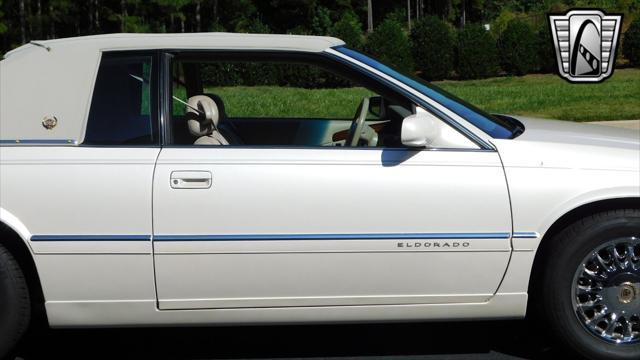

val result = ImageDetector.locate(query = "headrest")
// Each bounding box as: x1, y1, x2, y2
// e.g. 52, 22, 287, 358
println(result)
205, 93, 226, 120
186, 95, 220, 137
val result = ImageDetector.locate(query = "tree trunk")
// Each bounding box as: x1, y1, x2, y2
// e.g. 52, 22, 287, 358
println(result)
48, 2, 55, 38
26, 0, 32, 39
95, 0, 100, 31
367, 0, 373, 33
196, 0, 201, 32
460, 0, 466, 28
213, 0, 219, 27
89, 0, 94, 33
407, 0, 411, 30
19, 0, 26, 43
36, 0, 42, 38
120, 0, 127, 32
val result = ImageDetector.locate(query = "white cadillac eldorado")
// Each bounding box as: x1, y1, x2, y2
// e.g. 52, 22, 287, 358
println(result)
0, 33, 638, 360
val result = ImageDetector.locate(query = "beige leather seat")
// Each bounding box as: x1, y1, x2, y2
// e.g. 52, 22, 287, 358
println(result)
187, 95, 229, 145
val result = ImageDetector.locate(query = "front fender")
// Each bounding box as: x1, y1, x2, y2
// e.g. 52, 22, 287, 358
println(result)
538, 186, 640, 241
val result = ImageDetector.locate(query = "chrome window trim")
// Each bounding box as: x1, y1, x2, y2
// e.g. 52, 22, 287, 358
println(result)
0, 139, 78, 145
158, 145, 492, 152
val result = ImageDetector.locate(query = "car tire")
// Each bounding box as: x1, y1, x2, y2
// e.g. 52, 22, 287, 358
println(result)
537, 209, 640, 360
0, 243, 31, 360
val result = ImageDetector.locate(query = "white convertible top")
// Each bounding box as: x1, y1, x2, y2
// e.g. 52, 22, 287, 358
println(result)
0, 33, 345, 144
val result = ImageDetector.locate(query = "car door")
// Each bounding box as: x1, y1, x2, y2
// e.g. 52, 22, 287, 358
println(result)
152, 52, 513, 310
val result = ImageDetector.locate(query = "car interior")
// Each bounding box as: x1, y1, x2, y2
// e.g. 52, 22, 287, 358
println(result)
169, 52, 416, 148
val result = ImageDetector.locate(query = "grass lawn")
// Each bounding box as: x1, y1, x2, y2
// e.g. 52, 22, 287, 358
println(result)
197, 68, 639, 121
436, 68, 640, 121
209, 86, 374, 119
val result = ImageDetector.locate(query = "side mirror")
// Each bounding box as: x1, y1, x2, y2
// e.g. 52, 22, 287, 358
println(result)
401, 112, 443, 148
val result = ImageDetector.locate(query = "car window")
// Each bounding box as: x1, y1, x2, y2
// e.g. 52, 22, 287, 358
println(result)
172, 61, 188, 117
169, 54, 411, 148
196, 62, 375, 119
84, 54, 158, 145
334, 46, 521, 139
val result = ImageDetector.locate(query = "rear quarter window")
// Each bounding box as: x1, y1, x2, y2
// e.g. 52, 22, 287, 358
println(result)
84, 53, 158, 145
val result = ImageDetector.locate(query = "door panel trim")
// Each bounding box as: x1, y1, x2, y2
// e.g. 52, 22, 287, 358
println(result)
27, 232, 538, 242
153, 232, 511, 241
31, 235, 151, 241
160, 294, 494, 310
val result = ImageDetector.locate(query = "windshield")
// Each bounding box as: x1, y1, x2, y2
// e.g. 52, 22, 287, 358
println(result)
334, 46, 521, 139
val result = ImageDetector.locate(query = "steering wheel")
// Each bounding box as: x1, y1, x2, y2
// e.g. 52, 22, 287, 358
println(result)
346, 97, 370, 147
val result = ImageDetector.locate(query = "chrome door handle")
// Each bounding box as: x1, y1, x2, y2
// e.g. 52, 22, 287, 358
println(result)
170, 171, 212, 189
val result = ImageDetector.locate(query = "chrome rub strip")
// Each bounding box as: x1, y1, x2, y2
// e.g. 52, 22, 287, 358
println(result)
31, 235, 151, 241
30, 232, 538, 242
153, 232, 512, 241
512, 232, 539, 239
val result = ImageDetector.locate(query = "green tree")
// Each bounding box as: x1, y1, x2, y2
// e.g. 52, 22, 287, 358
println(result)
491, 8, 517, 37
157, 0, 191, 32
498, 19, 538, 75
330, 11, 364, 49
0, 0, 7, 34
366, 18, 414, 73
623, 18, 640, 66
219, 0, 257, 32
410, 16, 455, 80
537, 19, 556, 73
235, 17, 270, 33
311, 5, 332, 35
263, 0, 317, 32
457, 24, 499, 79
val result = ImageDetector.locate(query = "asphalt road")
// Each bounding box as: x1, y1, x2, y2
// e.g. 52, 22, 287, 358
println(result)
13, 320, 569, 360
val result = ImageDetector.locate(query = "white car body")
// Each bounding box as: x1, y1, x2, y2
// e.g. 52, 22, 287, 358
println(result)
0, 33, 638, 329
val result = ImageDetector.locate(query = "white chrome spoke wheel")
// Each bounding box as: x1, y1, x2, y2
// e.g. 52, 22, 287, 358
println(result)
572, 237, 640, 344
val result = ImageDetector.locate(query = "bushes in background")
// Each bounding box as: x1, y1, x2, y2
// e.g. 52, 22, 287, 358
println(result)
491, 9, 518, 38
201, 15, 638, 87
456, 24, 499, 80
623, 19, 640, 67
536, 21, 556, 73
366, 18, 414, 73
200, 62, 348, 89
331, 11, 364, 50
311, 6, 333, 36
410, 16, 455, 81
498, 19, 538, 75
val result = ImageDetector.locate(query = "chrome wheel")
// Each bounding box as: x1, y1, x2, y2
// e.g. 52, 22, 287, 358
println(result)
572, 237, 640, 344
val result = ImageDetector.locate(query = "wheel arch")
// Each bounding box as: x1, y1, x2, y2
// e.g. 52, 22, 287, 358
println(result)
0, 209, 47, 325
527, 197, 640, 305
